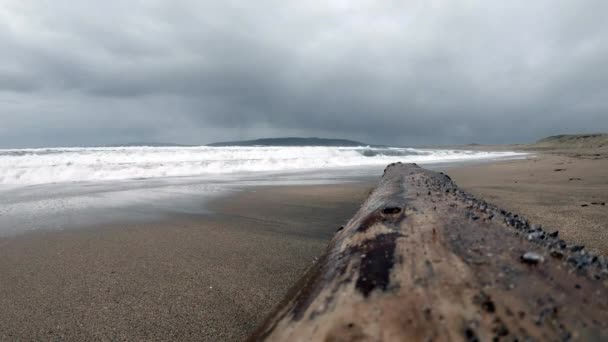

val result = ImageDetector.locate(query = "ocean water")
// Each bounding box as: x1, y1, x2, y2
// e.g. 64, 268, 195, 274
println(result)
0, 146, 527, 236
0, 146, 524, 186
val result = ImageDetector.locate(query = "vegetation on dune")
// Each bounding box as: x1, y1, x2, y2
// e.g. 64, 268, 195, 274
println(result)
532, 133, 608, 149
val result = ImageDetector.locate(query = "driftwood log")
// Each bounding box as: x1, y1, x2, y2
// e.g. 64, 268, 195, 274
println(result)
249, 163, 608, 341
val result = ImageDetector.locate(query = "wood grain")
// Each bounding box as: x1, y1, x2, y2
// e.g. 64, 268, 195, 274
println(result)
249, 163, 608, 341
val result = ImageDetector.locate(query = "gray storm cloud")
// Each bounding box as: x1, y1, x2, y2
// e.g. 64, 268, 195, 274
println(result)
0, 0, 607, 147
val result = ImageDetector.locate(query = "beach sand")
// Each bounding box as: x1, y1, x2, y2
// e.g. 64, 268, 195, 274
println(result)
0, 182, 373, 341
444, 153, 608, 254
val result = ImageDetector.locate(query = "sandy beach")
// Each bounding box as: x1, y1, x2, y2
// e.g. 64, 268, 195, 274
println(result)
0, 183, 373, 341
444, 153, 608, 254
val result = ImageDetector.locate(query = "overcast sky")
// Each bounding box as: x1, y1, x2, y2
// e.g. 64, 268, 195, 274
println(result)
1, 1, 607, 147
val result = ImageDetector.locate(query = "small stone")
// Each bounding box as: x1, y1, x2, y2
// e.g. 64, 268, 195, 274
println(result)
570, 245, 585, 252
550, 250, 564, 259
548, 231, 559, 238
567, 254, 594, 269
528, 231, 545, 241
598, 256, 607, 268
521, 252, 544, 264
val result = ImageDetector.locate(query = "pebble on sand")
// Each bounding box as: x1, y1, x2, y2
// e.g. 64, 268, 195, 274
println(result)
520, 252, 544, 264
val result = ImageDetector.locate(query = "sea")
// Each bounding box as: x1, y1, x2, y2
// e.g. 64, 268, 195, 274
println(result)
0, 145, 527, 236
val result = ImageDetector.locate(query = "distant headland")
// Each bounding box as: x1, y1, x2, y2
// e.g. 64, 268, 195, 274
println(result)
207, 137, 380, 147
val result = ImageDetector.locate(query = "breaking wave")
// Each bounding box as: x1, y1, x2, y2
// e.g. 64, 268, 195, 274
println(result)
0, 146, 525, 186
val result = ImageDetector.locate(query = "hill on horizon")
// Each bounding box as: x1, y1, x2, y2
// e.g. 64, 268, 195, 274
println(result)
106, 142, 194, 147
532, 133, 608, 149
207, 137, 379, 147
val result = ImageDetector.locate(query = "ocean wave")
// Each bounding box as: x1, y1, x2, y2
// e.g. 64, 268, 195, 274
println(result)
0, 146, 525, 186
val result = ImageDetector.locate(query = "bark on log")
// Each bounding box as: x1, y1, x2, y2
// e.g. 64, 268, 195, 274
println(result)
248, 163, 608, 341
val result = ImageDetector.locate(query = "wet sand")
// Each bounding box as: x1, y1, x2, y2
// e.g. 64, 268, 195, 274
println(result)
444, 153, 608, 254
0, 182, 373, 341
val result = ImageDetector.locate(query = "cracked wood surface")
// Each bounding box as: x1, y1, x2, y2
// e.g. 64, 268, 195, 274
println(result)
248, 163, 608, 341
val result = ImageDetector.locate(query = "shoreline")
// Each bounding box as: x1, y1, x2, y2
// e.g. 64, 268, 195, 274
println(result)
0, 154, 523, 239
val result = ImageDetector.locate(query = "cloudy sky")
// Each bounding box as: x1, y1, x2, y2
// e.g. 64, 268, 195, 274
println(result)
1, 1, 607, 148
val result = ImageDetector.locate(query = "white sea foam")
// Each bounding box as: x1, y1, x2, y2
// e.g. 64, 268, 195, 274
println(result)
0, 146, 526, 186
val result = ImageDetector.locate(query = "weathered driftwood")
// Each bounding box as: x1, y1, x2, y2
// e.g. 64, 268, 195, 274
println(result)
248, 163, 608, 341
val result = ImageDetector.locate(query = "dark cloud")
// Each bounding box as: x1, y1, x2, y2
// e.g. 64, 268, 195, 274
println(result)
1, 0, 607, 147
